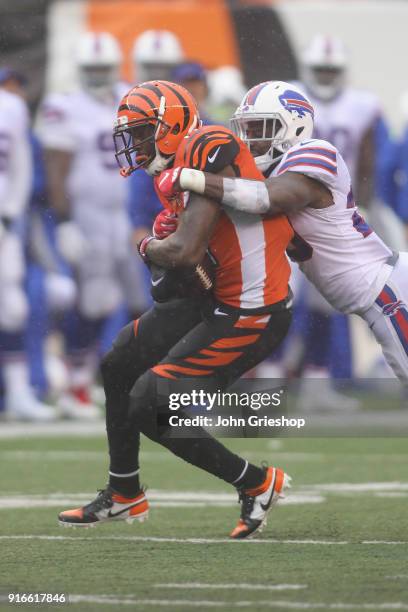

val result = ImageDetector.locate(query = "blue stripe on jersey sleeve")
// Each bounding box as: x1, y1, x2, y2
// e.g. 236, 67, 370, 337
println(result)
286, 147, 337, 161
279, 157, 337, 175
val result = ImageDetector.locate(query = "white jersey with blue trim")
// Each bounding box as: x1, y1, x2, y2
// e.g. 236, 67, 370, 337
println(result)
0, 89, 32, 219
273, 138, 394, 314
37, 83, 128, 212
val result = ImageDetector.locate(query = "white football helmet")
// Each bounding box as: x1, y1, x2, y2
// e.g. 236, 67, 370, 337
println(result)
77, 32, 122, 99
231, 80, 314, 171
302, 35, 347, 101
132, 30, 184, 83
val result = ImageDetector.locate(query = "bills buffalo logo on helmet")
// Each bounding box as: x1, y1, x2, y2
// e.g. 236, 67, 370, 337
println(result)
278, 89, 315, 118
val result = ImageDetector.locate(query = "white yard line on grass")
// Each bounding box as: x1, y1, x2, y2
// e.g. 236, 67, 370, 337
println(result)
374, 493, 408, 498
0, 492, 324, 509
155, 583, 307, 591
3, 481, 408, 511
0, 450, 175, 462
386, 576, 408, 580
2, 535, 407, 545
0, 421, 106, 438
64, 595, 408, 609
306, 482, 408, 492
0, 450, 325, 463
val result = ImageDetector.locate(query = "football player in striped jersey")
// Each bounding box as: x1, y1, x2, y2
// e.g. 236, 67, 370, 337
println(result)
158, 80, 408, 393
58, 80, 294, 539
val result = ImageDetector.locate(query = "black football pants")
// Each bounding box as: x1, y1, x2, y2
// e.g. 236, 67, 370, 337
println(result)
101, 295, 292, 488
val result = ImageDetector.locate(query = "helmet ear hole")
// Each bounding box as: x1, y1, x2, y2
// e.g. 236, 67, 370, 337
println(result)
171, 123, 180, 135
296, 127, 304, 136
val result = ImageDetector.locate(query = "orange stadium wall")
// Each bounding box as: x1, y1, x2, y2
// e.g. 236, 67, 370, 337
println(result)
87, 0, 241, 80
43, 0, 297, 102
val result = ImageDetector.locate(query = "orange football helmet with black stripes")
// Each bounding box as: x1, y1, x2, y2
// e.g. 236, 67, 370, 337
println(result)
113, 80, 200, 177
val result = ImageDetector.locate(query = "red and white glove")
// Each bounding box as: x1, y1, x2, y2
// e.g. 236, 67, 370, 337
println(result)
152, 209, 178, 239
156, 167, 184, 199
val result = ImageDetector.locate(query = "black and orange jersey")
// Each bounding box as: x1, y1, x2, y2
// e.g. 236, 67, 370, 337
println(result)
158, 125, 294, 309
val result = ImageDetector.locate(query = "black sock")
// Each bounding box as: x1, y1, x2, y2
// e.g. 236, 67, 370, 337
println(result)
109, 472, 141, 497
233, 462, 265, 490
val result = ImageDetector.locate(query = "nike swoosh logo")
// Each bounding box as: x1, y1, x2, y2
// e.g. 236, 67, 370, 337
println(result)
107, 502, 141, 518
208, 146, 221, 164
151, 276, 164, 287
260, 487, 275, 512
214, 307, 228, 316
158, 171, 170, 189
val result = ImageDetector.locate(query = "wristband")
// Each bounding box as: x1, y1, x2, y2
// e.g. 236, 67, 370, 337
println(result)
138, 235, 156, 260
179, 168, 206, 195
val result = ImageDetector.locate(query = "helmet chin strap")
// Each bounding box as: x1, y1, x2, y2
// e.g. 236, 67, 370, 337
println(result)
145, 149, 174, 176
254, 146, 285, 172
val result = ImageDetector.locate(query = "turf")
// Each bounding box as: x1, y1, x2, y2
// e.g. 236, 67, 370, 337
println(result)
0, 434, 407, 611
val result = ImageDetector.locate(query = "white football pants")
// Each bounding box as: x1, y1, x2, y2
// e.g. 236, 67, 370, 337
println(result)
360, 252, 408, 389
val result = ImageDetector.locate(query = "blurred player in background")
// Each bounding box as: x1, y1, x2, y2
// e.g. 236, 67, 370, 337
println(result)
393, 116, 408, 240
171, 61, 213, 125
0, 71, 55, 420
132, 29, 184, 84
207, 65, 246, 126
37, 32, 147, 419
0, 68, 76, 405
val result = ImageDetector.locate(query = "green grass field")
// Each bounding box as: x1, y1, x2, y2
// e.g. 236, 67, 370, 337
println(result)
0, 430, 407, 611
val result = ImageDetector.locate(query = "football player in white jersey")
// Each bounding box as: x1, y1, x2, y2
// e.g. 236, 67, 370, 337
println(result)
158, 80, 408, 393
301, 35, 380, 209
0, 86, 55, 420
37, 32, 147, 419
132, 30, 184, 84
293, 35, 405, 404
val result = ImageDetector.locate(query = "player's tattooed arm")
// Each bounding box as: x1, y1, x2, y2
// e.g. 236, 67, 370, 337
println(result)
144, 195, 220, 269
179, 169, 332, 216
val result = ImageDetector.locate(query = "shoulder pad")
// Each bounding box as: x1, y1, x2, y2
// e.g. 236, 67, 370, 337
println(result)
177, 125, 240, 173
277, 138, 339, 181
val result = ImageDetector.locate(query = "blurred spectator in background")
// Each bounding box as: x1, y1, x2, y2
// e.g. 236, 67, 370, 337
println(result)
207, 65, 246, 125
132, 29, 184, 83
37, 32, 147, 420
0, 69, 55, 420
171, 61, 212, 124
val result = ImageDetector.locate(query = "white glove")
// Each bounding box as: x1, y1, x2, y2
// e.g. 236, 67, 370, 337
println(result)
56, 221, 87, 266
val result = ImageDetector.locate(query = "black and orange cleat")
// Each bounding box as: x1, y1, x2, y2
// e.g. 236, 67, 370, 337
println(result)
58, 487, 149, 528
230, 466, 291, 539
